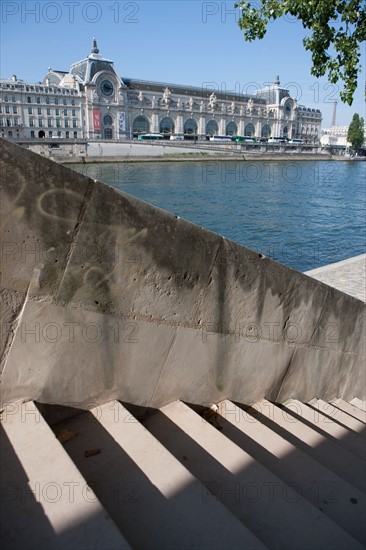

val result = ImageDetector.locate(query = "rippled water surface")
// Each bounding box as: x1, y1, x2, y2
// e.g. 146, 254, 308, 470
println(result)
69, 160, 366, 271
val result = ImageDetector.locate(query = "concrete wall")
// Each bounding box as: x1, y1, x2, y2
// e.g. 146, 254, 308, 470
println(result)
85, 141, 216, 157
28, 142, 88, 159
1, 138, 365, 410
22, 140, 331, 162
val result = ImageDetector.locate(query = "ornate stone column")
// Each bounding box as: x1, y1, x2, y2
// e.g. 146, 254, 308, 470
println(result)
198, 116, 206, 137
273, 109, 281, 136
219, 118, 226, 135
151, 112, 159, 133
176, 113, 184, 134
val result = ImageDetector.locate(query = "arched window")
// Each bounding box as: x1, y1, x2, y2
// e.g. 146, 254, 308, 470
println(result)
133, 115, 149, 134
184, 118, 197, 135
160, 117, 174, 134
103, 114, 113, 126
261, 124, 271, 137
104, 127, 113, 139
226, 121, 237, 136
244, 123, 255, 136
206, 119, 218, 136
283, 126, 288, 137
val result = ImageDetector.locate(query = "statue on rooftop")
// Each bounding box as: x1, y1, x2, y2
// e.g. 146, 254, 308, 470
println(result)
162, 87, 171, 105
208, 92, 217, 109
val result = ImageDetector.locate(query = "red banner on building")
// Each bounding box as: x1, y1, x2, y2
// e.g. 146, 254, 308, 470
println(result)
93, 110, 101, 131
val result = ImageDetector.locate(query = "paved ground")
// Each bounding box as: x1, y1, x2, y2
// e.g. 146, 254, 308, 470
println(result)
305, 254, 366, 302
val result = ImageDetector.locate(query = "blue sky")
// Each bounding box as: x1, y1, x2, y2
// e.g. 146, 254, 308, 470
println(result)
1, 0, 365, 126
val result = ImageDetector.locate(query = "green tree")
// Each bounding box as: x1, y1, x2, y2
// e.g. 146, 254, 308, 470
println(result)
235, 0, 366, 105
347, 113, 365, 149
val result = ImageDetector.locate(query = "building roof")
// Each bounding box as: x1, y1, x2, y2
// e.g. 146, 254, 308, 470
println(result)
69, 38, 116, 83
123, 77, 266, 103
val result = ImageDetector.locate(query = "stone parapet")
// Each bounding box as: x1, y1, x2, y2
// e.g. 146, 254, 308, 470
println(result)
1, 138, 364, 410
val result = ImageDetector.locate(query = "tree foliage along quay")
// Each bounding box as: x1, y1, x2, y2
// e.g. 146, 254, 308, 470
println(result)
235, 0, 366, 105
347, 113, 365, 149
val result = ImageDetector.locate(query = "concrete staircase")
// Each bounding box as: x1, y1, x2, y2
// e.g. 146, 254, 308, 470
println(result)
1, 398, 365, 549
2, 132, 366, 550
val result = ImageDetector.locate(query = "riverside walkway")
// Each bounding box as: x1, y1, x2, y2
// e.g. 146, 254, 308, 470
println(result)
305, 254, 366, 302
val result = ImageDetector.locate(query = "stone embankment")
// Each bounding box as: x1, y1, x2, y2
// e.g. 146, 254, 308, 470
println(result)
18, 138, 353, 163
1, 138, 364, 411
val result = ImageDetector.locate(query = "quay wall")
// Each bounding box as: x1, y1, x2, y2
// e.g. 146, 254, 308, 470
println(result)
20, 139, 341, 162
1, 138, 364, 410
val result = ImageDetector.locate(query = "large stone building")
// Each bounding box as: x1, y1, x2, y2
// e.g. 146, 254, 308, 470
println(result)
320, 126, 350, 146
0, 40, 322, 142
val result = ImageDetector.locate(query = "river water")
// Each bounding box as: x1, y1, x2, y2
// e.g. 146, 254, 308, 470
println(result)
68, 159, 366, 272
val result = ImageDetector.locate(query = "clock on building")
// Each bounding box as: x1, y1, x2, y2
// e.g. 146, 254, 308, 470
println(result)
284, 101, 292, 115
100, 80, 114, 97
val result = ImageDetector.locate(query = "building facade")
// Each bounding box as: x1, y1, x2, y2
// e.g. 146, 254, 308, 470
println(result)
320, 126, 350, 146
0, 40, 322, 142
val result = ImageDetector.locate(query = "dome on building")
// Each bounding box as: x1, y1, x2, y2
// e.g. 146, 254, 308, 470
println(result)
69, 38, 116, 84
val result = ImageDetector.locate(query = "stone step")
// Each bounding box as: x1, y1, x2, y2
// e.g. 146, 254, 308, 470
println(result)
143, 400, 363, 550
0, 401, 129, 550
331, 398, 366, 424
53, 400, 264, 550
350, 398, 366, 412
215, 400, 365, 545
311, 399, 366, 437
3, 397, 365, 549
284, 399, 366, 461
279, 399, 366, 493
